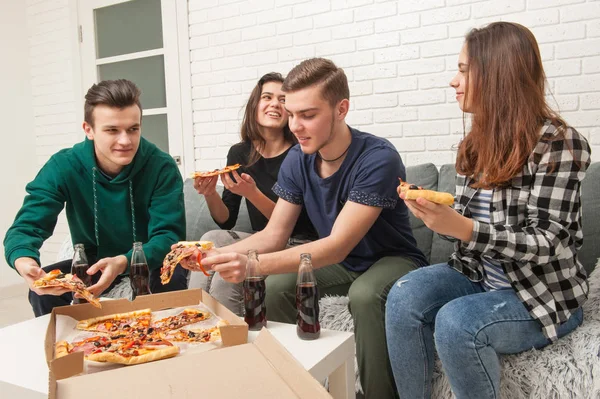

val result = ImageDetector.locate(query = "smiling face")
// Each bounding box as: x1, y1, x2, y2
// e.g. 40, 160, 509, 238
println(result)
450, 44, 472, 112
83, 104, 142, 176
255, 81, 288, 132
284, 84, 348, 155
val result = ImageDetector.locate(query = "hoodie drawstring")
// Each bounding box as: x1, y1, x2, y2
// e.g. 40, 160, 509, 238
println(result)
92, 167, 100, 247
92, 167, 137, 246
129, 180, 137, 243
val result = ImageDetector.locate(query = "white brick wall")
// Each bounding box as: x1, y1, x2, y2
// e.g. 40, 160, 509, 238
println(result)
25, 0, 78, 264
188, 0, 600, 169
19, 0, 600, 263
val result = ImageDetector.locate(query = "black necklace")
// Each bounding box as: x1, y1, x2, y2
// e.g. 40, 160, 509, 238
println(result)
318, 142, 351, 163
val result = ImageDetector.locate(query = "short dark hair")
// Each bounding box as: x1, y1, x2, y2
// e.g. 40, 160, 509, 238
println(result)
84, 79, 142, 126
282, 58, 349, 107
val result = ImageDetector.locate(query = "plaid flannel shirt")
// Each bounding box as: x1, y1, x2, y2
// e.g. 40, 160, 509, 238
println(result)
448, 122, 591, 341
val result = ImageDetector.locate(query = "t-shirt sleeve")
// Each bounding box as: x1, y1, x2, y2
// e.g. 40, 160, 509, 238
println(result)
272, 146, 304, 205
348, 146, 403, 209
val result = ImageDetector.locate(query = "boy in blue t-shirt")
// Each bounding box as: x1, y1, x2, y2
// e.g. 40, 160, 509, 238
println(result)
189, 58, 426, 399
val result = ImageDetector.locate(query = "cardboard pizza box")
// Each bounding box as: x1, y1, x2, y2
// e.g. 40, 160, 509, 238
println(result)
49, 328, 331, 399
45, 289, 248, 388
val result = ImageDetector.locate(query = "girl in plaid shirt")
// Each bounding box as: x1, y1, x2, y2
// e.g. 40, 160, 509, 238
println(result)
386, 22, 591, 399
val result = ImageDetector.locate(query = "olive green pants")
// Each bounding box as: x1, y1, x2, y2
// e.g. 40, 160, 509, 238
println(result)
265, 256, 418, 399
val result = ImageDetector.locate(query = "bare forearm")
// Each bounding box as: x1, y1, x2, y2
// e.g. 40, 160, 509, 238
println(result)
220, 229, 288, 255
245, 189, 276, 220
259, 237, 347, 275
205, 192, 229, 224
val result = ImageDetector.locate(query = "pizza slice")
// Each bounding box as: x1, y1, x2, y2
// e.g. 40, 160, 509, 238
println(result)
161, 240, 214, 284
165, 320, 228, 343
76, 309, 151, 334
397, 178, 455, 206
56, 335, 179, 365
33, 269, 101, 308
191, 163, 242, 179
152, 308, 211, 331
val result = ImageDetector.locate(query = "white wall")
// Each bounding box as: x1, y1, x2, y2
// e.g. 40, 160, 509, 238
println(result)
3, 0, 78, 272
0, 0, 36, 287
187, 0, 600, 171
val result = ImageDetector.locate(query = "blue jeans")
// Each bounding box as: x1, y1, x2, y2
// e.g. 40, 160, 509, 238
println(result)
385, 263, 583, 399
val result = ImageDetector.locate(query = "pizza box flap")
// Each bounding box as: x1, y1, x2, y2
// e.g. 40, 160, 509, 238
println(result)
50, 330, 330, 399
45, 289, 248, 378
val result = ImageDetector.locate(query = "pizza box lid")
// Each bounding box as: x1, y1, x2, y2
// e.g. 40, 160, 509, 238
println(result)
45, 289, 248, 380
49, 328, 331, 399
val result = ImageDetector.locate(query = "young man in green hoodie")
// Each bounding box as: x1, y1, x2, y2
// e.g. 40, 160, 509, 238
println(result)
4, 79, 187, 316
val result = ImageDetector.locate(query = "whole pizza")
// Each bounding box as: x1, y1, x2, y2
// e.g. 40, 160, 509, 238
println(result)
55, 308, 227, 365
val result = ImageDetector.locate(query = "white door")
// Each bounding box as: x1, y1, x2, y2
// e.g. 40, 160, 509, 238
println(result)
78, 0, 188, 173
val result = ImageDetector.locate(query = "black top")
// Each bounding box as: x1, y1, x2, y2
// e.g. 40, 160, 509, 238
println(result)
215, 141, 318, 240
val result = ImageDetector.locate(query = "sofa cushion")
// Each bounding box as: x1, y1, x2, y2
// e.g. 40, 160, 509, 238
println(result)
183, 179, 253, 241
405, 163, 439, 263
429, 163, 458, 265
580, 162, 600, 275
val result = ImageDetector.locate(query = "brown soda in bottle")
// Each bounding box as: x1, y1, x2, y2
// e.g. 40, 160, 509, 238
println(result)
130, 242, 151, 300
296, 253, 320, 340
71, 244, 91, 304
243, 250, 267, 331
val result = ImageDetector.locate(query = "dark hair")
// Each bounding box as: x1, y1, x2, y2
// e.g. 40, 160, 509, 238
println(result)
282, 58, 349, 107
456, 22, 566, 188
240, 72, 295, 166
84, 79, 142, 127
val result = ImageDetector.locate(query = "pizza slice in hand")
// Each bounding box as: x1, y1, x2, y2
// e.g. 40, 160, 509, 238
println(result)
190, 163, 242, 179
34, 269, 102, 308
161, 241, 214, 284
397, 178, 455, 206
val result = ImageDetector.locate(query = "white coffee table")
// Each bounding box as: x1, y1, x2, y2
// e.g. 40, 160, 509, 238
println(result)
248, 322, 355, 399
0, 316, 355, 399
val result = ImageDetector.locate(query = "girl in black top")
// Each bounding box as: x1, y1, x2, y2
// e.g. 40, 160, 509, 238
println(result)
189, 72, 316, 314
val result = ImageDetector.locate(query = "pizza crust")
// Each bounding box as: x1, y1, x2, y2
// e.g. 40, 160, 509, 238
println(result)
86, 345, 180, 365
397, 179, 454, 206
403, 189, 455, 206
55, 341, 71, 358
191, 164, 241, 179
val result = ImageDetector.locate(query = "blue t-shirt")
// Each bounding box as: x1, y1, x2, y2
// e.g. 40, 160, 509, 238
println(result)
273, 127, 427, 272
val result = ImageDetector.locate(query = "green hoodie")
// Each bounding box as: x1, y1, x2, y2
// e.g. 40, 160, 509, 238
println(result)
4, 137, 185, 271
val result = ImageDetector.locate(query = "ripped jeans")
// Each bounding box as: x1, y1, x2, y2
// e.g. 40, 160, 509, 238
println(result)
385, 263, 583, 399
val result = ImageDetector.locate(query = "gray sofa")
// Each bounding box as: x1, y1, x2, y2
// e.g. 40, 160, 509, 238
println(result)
184, 160, 600, 283
183, 161, 600, 397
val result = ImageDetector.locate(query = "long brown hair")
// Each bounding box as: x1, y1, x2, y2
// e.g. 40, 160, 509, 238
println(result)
241, 72, 295, 166
456, 22, 566, 188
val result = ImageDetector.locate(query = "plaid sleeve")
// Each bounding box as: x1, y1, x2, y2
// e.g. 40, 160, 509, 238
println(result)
464, 128, 591, 263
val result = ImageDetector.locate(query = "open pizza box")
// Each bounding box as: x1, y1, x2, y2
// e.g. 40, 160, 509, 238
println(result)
45, 289, 330, 399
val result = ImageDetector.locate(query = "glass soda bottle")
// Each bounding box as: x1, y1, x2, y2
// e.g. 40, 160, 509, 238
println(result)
71, 243, 91, 304
296, 253, 320, 340
130, 242, 151, 300
243, 250, 267, 331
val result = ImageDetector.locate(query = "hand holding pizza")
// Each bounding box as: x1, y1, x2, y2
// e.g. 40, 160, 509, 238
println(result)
82, 255, 128, 297
221, 170, 258, 199
401, 194, 474, 242
193, 175, 218, 197
15, 257, 71, 296
200, 252, 249, 284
